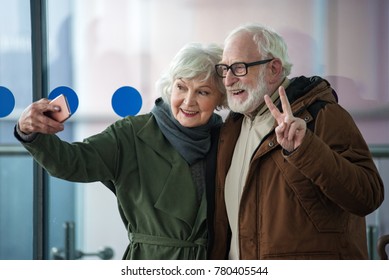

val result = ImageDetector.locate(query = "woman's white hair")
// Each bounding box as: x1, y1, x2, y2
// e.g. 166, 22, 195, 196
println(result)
156, 42, 227, 109
225, 23, 293, 77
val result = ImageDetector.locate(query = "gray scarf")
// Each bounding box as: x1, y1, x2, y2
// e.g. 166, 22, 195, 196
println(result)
151, 98, 222, 165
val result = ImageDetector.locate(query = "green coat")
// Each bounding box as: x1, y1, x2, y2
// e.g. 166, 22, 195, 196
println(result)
20, 113, 218, 259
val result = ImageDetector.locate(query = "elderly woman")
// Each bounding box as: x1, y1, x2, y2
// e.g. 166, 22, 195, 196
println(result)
14, 42, 227, 260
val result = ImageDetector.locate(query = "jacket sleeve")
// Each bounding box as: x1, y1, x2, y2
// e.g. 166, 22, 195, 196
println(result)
19, 125, 120, 183
286, 103, 384, 216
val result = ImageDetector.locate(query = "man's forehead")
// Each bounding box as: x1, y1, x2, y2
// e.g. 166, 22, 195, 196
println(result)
222, 35, 260, 63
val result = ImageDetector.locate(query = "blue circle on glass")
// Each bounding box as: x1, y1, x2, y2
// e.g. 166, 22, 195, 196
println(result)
0, 86, 15, 118
111, 86, 142, 117
48, 86, 79, 115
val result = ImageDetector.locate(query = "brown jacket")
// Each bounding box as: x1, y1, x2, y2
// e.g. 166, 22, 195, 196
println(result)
210, 76, 384, 259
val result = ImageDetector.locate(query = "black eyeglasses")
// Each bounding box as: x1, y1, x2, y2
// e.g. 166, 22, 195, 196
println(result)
215, 58, 274, 78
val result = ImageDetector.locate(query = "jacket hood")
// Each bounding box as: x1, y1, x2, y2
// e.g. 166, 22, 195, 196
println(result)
288, 76, 338, 101
285, 76, 338, 110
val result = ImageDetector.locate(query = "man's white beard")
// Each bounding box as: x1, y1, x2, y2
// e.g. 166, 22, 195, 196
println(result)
227, 70, 270, 115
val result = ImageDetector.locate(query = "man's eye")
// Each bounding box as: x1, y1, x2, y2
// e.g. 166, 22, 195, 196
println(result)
233, 65, 245, 71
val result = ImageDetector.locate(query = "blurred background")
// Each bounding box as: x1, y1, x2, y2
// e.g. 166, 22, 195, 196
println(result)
0, 0, 388, 260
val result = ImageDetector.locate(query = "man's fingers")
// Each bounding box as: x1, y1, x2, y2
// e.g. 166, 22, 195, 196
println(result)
288, 122, 299, 141
279, 86, 293, 117
265, 94, 281, 122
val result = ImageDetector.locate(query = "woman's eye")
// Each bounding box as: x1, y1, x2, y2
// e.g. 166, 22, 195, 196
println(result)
176, 84, 185, 90
198, 90, 209, 96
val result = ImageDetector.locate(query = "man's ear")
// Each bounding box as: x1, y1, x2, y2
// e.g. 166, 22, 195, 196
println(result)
268, 58, 283, 83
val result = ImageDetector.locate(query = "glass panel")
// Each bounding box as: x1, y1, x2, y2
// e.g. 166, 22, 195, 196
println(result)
45, 0, 128, 259
0, 0, 32, 144
45, 1, 77, 259
366, 156, 389, 259
0, 0, 33, 260
0, 156, 33, 260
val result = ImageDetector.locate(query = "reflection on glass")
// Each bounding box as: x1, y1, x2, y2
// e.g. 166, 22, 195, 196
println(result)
0, 0, 32, 145
0, 156, 33, 260
0, 0, 34, 260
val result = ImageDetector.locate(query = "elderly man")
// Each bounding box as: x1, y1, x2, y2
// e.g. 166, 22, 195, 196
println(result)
210, 23, 384, 260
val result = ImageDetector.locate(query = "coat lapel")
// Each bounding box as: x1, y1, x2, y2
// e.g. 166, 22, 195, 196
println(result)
137, 115, 199, 229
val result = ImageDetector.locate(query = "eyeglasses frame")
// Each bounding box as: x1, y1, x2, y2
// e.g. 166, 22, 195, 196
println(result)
215, 58, 274, 78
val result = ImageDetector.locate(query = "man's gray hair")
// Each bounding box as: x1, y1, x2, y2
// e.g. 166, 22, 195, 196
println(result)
225, 23, 293, 77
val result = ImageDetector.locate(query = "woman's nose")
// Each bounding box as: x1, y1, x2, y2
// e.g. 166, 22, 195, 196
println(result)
183, 91, 196, 105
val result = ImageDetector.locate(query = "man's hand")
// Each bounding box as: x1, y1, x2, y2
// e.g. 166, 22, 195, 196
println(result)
264, 86, 306, 152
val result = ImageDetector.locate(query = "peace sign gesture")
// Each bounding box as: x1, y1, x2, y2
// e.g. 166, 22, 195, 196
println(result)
264, 86, 307, 153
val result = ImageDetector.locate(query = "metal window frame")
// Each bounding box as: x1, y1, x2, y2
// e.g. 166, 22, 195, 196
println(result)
30, 0, 49, 260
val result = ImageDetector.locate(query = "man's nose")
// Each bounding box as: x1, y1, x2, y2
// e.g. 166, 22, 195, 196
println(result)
224, 69, 239, 87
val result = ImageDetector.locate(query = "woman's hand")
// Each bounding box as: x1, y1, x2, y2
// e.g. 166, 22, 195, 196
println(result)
18, 98, 65, 135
